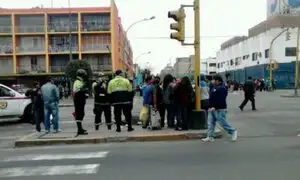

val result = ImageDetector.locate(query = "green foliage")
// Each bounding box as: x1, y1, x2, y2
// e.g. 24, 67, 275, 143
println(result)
64, 60, 93, 81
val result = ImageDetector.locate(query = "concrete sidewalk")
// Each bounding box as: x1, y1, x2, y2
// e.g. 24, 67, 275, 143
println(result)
14, 125, 221, 148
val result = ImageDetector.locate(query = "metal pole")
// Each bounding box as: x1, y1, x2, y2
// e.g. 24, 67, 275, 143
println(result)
194, 0, 201, 110
68, 0, 72, 61
294, 26, 300, 95
269, 28, 289, 90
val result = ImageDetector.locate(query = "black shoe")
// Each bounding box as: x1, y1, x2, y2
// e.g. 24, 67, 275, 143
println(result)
95, 125, 99, 131
107, 125, 112, 130
77, 129, 88, 135
116, 128, 121, 133
128, 127, 134, 132
252, 109, 257, 111
239, 106, 243, 111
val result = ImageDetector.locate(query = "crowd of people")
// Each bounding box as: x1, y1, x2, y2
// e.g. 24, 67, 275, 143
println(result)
25, 68, 272, 142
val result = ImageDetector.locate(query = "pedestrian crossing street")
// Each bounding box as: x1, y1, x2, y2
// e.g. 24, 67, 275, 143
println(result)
0, 150, 109, 178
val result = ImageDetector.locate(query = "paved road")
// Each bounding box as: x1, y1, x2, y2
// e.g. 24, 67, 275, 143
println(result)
0, 91, 299, 179
0, 138, 299, 179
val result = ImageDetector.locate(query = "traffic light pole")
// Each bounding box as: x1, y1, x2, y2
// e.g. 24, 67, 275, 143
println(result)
294, 26, 300, 95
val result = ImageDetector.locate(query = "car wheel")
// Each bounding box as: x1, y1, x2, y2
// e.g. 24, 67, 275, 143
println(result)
21, 104, 34, 124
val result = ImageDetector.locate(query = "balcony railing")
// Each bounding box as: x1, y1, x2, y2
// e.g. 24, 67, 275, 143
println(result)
90, 64, 112, 72
17, 65, 46, 74
16, 26, 45, 33
81, 24, 110, 32
82, 44, 111, 51
16, 46, 45, 53
0, 46, 13, 54
50, 65, 66, 73
0, 26, 12, 33
48, 24, 78, 33
49, 45, 78, 53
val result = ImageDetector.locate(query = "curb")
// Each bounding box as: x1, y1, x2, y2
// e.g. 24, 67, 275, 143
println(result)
14, 131, 222, 148
59, 104, 73, 107
280, 94, 300, 98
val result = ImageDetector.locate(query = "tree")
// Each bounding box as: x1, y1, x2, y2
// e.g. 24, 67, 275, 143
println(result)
64, 60, 93, 82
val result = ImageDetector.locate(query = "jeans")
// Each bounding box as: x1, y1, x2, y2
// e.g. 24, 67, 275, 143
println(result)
207, 109, 235, 137
175, 105, 188, 129
44, 102, 59, 131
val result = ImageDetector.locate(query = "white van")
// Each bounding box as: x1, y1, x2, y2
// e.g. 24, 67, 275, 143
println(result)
0, 84, 32, 123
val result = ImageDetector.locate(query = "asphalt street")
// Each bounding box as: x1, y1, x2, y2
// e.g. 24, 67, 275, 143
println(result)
0, 91, 299, 179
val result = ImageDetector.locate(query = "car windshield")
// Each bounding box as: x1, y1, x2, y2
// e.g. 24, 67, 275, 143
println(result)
11, 84, 29, 94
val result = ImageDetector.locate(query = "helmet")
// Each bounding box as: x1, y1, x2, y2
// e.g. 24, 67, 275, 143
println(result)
76, 69, 87, 77
98, 72, 105, 77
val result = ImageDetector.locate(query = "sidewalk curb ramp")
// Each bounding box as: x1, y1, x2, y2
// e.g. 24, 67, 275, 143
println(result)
14, 130, 222, 148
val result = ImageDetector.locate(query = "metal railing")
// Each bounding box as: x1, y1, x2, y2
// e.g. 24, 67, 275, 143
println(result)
90, 65, 112, 72
17, 65, 46, 74
49, 45, 78, 52
50, 66, 66, 73
0, 26, 12, 33
0, 46, 13, 54
16, 26, 45, 33
82, 44, 111, 51
81, 24, 110, 32
16, 46, 45, 53
48, 24, 78, 33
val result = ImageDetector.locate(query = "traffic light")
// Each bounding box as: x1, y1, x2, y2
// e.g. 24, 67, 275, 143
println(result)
168, 7, 186, 42
286, 30, 291, 41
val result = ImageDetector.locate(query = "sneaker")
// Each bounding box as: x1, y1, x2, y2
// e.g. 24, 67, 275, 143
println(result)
45, 130, 50, 134
201, 137, 215, 142
231, 130, 238, 141
53, 129, 61, 133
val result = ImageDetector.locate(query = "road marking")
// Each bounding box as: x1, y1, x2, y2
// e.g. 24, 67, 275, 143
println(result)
3, 151, 109, 162
0, 164, 100, 177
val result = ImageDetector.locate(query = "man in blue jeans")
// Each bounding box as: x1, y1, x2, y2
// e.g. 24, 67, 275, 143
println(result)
202, 75, 237, 142
41, 77, 60, 133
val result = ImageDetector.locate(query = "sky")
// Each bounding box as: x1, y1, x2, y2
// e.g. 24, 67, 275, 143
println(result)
1, 0, 267, 74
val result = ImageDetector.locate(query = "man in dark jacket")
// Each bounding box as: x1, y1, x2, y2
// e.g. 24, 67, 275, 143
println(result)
202, 75, 237, 142
93, 72, 112, 130
239, 76, 256, 111
26, 82, 44, 132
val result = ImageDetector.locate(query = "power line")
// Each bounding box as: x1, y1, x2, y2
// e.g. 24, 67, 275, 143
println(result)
132, 35, 240, 39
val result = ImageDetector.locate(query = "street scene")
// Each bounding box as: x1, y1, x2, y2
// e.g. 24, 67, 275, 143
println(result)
0, 0, 300, 179
0, 91, 299, 179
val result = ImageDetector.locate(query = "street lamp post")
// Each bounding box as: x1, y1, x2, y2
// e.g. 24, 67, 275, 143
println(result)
125, 16, 155, 33
134, 51, 151, 63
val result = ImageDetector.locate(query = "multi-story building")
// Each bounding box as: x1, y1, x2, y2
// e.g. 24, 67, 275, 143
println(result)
202, 57, 217, 75
0, 0, 133, 84
173, 56, 194, 77
159, 64, 175, 79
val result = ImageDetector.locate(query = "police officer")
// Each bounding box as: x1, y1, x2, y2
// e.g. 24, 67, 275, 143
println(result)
93, 72, 112, 130
107, 69, 134, 132
73, 69, 89, 135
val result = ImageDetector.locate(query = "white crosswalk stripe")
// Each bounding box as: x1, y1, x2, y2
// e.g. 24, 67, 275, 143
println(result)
0, 151, 109, 178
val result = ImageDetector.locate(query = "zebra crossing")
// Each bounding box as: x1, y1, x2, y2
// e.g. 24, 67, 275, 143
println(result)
0, 150, 109, 178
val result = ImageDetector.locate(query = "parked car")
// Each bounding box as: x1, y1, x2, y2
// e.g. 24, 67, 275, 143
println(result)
0, 84, 32, 123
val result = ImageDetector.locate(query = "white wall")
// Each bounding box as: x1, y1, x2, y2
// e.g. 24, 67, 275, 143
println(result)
216, 27, 298, 73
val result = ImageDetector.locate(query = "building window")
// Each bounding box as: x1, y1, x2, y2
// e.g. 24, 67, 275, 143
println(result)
217, 63, 220, 68
243, 55, 249, 60
209, 63, 216, 67
230, 59, 234, 66
265, 49, 269, 58
252, 53, 258, 61
285, 47, 297, 56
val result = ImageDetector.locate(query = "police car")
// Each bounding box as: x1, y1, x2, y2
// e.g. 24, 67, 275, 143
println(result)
0, 84, 32, 123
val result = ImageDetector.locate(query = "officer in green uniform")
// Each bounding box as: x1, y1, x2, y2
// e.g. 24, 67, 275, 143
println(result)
107, 69, 134, 132
73, 69, 89, 135
93, 72, 112, 130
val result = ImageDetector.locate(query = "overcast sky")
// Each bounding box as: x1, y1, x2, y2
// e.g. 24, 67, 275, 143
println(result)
1, 0, 267, 74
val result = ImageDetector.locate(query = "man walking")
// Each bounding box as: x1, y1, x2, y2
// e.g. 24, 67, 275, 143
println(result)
41, 77, 60, 133
93, 72, 112, 130
202, 75, 237, 142
239, 76, 256, 111
107, 69, 134, 132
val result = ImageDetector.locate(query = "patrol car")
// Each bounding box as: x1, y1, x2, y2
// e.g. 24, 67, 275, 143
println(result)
0, 84, 32, 123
